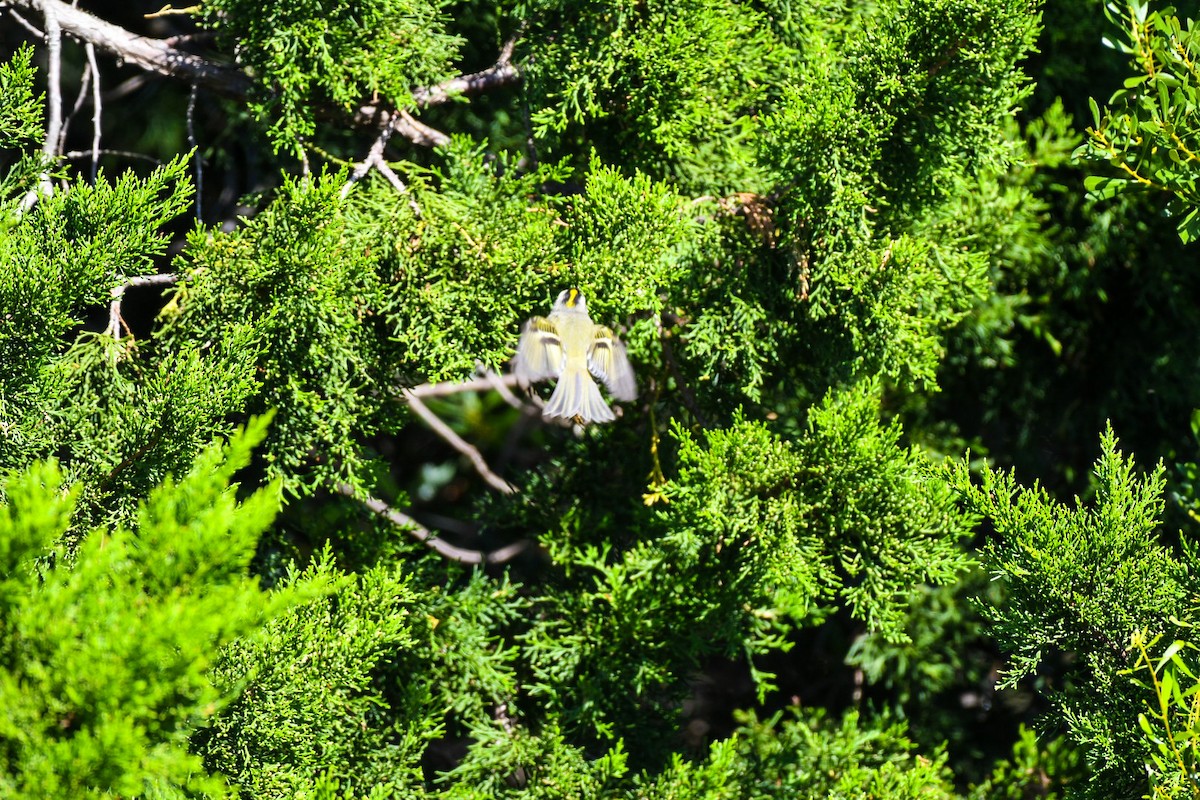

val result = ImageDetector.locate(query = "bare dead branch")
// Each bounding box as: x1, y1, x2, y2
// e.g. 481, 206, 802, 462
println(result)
107, 273, 179, 338
106, 284, 127, 338
404, 390, 517, 495
128, 273, 179, 288
86, 44, 101, 182
7, 0, 253, 96
9, 0, 519, 148
480, 365, 528, 410
187, 83, 202, 219
341, 115, 401, 199
58, 51, 92, 158
5, 7, 43, 37
336, 483, 529, 565
391, 110, 450, 147
339, 115, 424, 215
63, 148, 160, 164
410, 38, 520, 107
41, 3, 62, 156
407, 372, 525, 400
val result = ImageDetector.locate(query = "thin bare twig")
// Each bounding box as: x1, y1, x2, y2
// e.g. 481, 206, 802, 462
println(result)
339, 115, 423, 215
187, 82, 202, 220
107, 273, 179, 338
62, 148, 160, 164
405, 370, 542, 412
6, 7, 43, 37
340, 115, 400, 199
102, 73, 149, 102
57, 52, 91, 157
410, 36, 519, 107
336, 483, 529, 565
106, 285, 127, 338
407, 372, 525, 400
480, 365, 527, 410
404, 390, 516, 495
85, 43, 101, 182
21, 1, 62, 210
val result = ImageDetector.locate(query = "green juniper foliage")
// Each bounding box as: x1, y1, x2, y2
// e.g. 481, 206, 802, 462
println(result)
514, 0, 793, 192
202, 0, 464, 154
946, 429, 1199, 798
635, 709, 960, 799
4, 0, 1199, 797
0, 419, 311, 799
195, 553, 438, 797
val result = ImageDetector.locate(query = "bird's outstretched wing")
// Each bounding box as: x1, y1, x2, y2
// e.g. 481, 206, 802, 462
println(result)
514, 316, 563, 383
588, 326, 636, 401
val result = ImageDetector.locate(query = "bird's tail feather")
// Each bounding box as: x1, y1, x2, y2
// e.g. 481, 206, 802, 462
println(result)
544, 366, 615, 424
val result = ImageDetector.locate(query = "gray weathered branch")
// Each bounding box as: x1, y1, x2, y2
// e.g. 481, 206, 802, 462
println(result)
410, 35, 519, 108
107, 273, 179, 338
403, 389, 517, 495
7, 0, 521, 146
7, 0, 253, 96
336, 483, 529, 565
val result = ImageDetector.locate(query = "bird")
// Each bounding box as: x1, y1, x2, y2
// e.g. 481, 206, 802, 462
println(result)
513, 288, 636, 424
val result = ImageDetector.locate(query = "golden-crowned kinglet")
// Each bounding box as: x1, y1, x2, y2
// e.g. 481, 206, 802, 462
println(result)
514, 288, 636, 424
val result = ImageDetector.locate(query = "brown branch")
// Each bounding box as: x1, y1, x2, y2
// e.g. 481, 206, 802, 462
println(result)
336, 483, 528, 565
